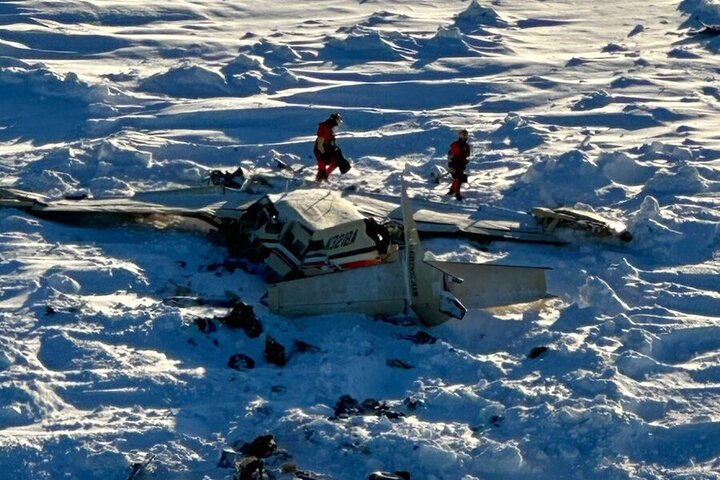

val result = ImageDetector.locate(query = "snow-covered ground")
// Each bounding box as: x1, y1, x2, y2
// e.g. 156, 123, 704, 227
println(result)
1, 1, 720, 478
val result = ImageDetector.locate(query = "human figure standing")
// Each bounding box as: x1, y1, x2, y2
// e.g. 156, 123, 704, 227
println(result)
447, 129, 471, 200
314, 113, 351, 181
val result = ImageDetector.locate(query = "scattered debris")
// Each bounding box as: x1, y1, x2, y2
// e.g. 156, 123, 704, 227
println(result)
164, 295, 237, 307
532, 206, 632, 242
294, 470, 326, 480
128, 453, 155, 480
205, 257, 259, 275
228, 353, 255, 370
359, 398, 405, 419
284, 339, 323, 363
221, 435, 326, 479
397, 331, 437, 344
164, 296, 204, 307
291, 339, 322, 354
219, 448, 240, 468
373, 314, 416, 326
274, 158, 291, 170
429, 165, 448, 184
403, 396, 422, 410
528, 346, 550, 359
281, 463, 298, 474
333, 395, 361, 417
221, 301, 263, 338
238, 434, 277, 459
194, 317, 217, 334
208, 167, 245, 189
332, 395, 404, 420
233, 455, 264, 480
264, 336, 287, 367
43, 304, 80, 316
369, 471, 411, 480
386, 358, 414, 369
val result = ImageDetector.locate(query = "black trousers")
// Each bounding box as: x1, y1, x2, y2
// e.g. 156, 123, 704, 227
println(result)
315, 146, 351, 174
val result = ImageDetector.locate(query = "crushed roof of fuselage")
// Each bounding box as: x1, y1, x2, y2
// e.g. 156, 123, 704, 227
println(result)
268, 188, 365, 232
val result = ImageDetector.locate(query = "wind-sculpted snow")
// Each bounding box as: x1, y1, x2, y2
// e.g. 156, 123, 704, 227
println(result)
222, 57, 303, 94
454, 0, 510, 32
596, 151, 656, 185
320, 27, 412, 64
363, 11, 412, 28
140, 62, 231, 98
0, 61, 124, 143
14, 134, 221, 196
7, 2, 205, 27
239, 40, 304, 67
0, 26, 130, 56
416, 26, 508, 63
2, 1, 720, 479
0, 63, 105, 103
139, 56, 305, 98
514, 150, 613, 206
680, 0, 720, 28
490, 113, 548, 152
643, 164, 710, 195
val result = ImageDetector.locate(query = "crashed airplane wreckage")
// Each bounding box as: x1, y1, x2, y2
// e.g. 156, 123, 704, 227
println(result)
267, 185, 551, 326
0, 174, 625, 326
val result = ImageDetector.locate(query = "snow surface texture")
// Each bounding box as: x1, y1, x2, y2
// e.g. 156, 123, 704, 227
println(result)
1, 0, 720, 479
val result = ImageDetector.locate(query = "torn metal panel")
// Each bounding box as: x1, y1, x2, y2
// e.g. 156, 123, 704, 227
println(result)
532, 206, 632, 241
267, 261, 407, 317
2, 186, 263, 220
343, 191, 560, 244
426, 261, 551, 309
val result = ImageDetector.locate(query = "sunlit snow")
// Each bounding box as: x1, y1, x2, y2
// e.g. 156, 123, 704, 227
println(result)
1, 1, 720, 479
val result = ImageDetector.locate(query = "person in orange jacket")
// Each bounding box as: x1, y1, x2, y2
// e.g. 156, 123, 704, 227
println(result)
447, 129, 471, 200
314, 113, 351, 181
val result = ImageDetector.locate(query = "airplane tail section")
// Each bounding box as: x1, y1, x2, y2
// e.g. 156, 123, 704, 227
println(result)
400, 182, 551, 326
401, 183, 466, 326
426, 261, 551, 309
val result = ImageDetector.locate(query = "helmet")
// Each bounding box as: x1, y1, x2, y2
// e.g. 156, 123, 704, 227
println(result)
458, 129, 468, 138
329, 112, 343, 125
